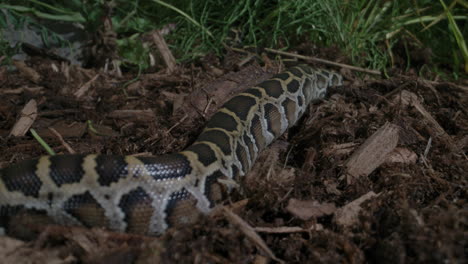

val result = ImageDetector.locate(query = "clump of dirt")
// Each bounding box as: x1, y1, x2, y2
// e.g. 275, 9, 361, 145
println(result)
0, 52, 466, 263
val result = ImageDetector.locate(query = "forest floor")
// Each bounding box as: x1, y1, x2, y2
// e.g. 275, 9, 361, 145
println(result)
0, 48, 466, 263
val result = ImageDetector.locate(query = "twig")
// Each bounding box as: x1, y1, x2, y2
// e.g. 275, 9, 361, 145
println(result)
166, 114, 188, 134
223, 207, 284, 263
48, 127, 76, 154
203, 98, 214, 115
74, 74, 100, 98
151, 30, 177, 73
264, 48, 382, 75
423, 137, 432, 158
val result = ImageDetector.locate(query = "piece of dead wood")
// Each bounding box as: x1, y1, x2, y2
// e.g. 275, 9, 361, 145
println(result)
13, 60, 41, 83
35, 121, 87, 139
48, 127, 76, 154
74, 74, 100, 98
10, 99, 38, 137
211, 199, 249, 220
384, 147, 418, 164
344, 122, 399, 183
108, 109, 156, 122
264, 48, 381, 75
334, 191, 379, 228
222, 207, 283, 263
323, 142, 359, 157
286, 198, 336, 221
252, 255, 269, 264
395, 90, 459, 152
254, 224, 323, 234
151, 30, 176, 73
0, 86, 43, 95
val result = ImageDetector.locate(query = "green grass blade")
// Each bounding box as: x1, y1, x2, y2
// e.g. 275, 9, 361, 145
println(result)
151, 0, 213, 38
30, 128, 56, 156
439, 0, 468, 72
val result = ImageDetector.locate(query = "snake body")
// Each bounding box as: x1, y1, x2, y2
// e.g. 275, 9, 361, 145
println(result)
0, 65, 342, 235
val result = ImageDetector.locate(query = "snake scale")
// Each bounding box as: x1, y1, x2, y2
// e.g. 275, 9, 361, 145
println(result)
0, 65, 342, 235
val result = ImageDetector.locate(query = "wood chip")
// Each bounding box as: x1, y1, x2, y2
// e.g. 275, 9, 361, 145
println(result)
323, 142, 359, 156
384, 147, 418, 164
0, 86, 43, 95
13, 60, 41, 83
35, 121, 87, 139
334, 191, 378, 228
9, 99, 38, 137
108, 109, 156, 122
255, 224, 323, 233
151, 30, 176, 73
395, 90, 459, 152
286, 198, 336, 220
344, 122, 399, 182
74, 74, 99, 98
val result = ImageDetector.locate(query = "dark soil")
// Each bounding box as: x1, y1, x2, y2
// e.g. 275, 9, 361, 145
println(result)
0, 52, 466, 264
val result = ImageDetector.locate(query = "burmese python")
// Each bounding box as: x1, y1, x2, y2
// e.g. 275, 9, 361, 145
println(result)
0, 65, 342, 235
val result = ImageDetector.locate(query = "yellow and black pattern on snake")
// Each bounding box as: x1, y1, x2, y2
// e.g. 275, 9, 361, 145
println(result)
0, 65, 342, 235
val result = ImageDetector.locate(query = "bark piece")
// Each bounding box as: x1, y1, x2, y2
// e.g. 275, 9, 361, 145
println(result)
384, 147, 418, 164
395, 90, 458, 152
108, 109, 156, 122
13, 60, 41, 83
334, 191, 378, 228
345, 122, 399, 182
286, 198, 336, 220
10, 99, 38, 137
74, 74, 99, 98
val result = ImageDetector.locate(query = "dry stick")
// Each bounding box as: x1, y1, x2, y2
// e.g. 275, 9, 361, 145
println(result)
48, 127, 76, 154
151, 30, 177, 73
254, 226, 308, 234
222, 207, 284, 263
166, 114, 188, 134
264, 48, 382, 75
74, 74, 99, 98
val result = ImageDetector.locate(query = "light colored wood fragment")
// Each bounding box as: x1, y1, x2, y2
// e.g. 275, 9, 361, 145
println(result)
395, 90, 458, 152
74, 74, 99, 98
286, 198, 336, 220
108, 109, 156, 122
10, 99, 38, 137
0, 86, 43, 95
334, 191, 378, 228
384, 147, 417, 164
255, 224, 323, 234
345, 122, 399, 182
13, 60, 41, 83
151, 31, 176, 73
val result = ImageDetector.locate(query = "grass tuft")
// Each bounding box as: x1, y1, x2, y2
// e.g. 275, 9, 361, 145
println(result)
0, 0, 466, 75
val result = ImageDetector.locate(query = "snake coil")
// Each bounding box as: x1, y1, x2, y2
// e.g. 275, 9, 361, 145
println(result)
0, 65, 342, 235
